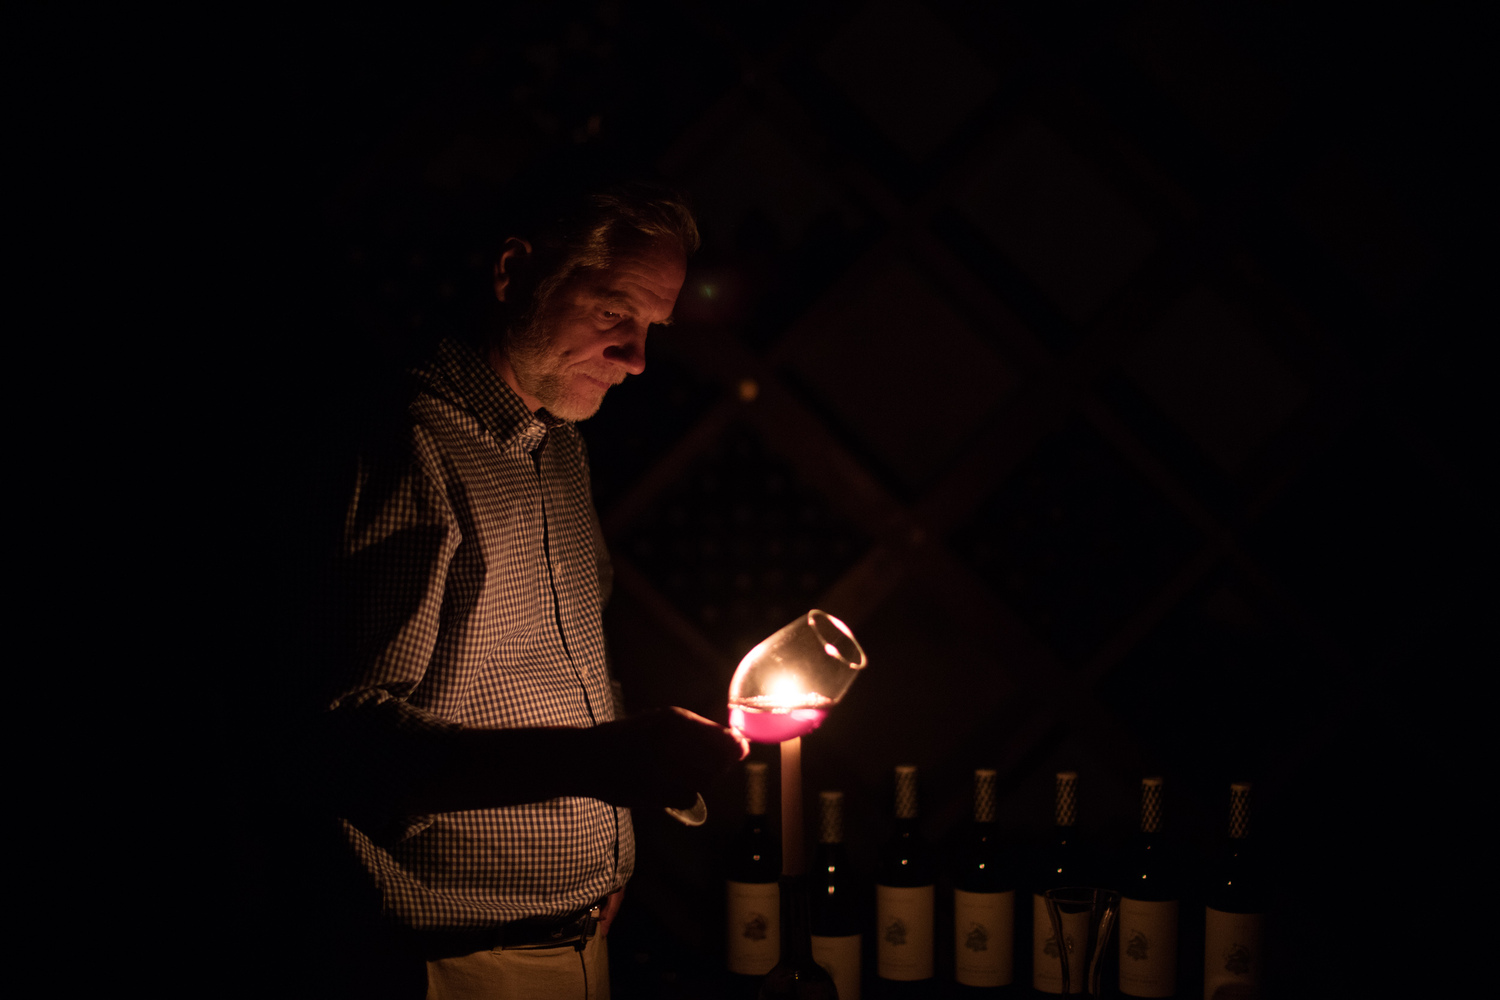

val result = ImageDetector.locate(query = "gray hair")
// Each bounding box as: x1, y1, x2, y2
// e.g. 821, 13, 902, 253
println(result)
475, 183, 697, 355
526, 185, 700, 309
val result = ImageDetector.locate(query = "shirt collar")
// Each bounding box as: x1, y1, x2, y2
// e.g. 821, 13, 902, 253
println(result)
420, 338, 561, 453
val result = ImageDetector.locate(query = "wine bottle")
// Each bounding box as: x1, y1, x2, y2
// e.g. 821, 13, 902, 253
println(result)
1118, 776, 1180, 998
1032, 770, 1089, 996
876, 765, 936, 996
1203, 782, 1264, 1000
759, 874, 840, 999
811, 790, 862, 1000
728, 761, 781, 984
952, 767, 1016, 994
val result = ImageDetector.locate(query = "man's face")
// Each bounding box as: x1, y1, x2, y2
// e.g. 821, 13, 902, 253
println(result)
501, 236, 687, 422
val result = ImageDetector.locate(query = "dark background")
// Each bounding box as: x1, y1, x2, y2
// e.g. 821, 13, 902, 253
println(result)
142, 1, 1481, 996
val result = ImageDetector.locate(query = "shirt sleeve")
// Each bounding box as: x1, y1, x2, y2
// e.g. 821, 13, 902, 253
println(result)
320, 428, 465, 829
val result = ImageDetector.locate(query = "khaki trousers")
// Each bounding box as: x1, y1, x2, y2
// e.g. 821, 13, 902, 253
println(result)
425, 932, 609, 1000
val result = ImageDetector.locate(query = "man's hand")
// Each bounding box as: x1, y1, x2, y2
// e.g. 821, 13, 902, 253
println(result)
380, 706, 748, 815
597, 887, 624, 938
587, 706, 749, 811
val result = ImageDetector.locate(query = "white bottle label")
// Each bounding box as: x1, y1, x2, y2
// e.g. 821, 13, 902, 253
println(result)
726, 880, 779, 975
876, 883, 934, 981
1032, 892, 1089, 994
1203, 908, 1263, 999
1118, 897, 1178, 997
954, 888, 1014, 986
811, 933, 862, 1000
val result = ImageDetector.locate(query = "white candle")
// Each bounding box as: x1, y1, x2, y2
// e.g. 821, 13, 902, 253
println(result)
781, 736, 805, 876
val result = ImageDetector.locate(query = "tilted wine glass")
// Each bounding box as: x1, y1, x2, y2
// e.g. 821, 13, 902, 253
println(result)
728, 609, 867, 744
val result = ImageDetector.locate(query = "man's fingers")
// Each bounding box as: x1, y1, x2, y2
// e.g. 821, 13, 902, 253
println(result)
666, 705, 716, 726
667, 706, 748, 759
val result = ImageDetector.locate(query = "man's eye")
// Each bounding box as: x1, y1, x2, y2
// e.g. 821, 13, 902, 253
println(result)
601, 310, 621, 320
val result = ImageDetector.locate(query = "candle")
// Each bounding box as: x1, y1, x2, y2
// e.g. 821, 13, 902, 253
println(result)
781, 736, 805, 876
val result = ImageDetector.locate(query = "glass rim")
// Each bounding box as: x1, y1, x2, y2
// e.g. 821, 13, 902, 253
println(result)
808, 609, 867, 669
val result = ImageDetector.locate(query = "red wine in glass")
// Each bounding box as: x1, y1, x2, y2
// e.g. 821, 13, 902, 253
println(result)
728, 694, 833, 743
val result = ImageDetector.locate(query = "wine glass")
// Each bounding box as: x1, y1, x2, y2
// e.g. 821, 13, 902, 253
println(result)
728, 609, 867, 744
1043, 887, 1121, 996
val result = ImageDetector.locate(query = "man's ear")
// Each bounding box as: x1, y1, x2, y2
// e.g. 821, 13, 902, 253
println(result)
493, 237, 534, 303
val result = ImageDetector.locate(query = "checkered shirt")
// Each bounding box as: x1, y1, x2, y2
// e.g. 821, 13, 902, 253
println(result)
330, 337, 633, 931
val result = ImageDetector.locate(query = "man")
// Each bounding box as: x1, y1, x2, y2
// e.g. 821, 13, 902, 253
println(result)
323, 185, 746, 998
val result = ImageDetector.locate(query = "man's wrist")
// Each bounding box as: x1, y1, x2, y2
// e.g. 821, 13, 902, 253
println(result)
575, 719, 620, 803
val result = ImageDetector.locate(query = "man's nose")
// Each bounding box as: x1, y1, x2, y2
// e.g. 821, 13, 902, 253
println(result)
604, 321, 648, 375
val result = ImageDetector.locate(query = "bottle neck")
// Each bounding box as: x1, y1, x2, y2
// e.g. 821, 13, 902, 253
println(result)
817, 790, 845, 847
731, 809, 779, 882
957, 820, 1005, 891
778, 874, 814, 962
1228, 783, 1251, 839
883, 816, 933, 886
1134, 827, 1170, 857
745, 762, 768, 816
813, 839, 849, 882
968, 820, 998, 855
740, 812, 771, 843
891, 816, 925, 855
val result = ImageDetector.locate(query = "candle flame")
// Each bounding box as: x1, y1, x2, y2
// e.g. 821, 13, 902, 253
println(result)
768, 673, 805, 708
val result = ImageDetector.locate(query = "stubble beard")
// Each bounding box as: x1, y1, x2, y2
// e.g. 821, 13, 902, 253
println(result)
505, 313, 606, 423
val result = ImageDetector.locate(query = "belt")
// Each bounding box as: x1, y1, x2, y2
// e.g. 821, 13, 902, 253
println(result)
413, 899, 609, 960
496, 900, 605, 950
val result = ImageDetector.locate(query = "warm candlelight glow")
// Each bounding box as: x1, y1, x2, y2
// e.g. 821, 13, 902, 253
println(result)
724, 612, 868, 891
768, 674, 805, 706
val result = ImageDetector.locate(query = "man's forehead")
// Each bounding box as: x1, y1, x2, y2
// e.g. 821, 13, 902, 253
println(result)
579, 242, 685, 314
